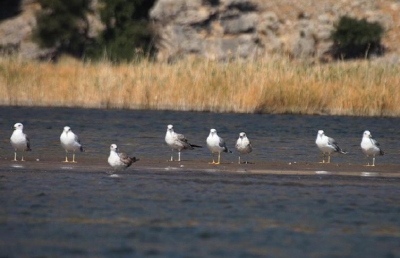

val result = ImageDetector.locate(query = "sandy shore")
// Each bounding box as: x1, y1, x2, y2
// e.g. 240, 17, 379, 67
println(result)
1, 157, 399, 178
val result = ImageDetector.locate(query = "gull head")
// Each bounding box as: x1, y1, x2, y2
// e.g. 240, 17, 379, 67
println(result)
63, 126, 71, 133
110, 144, 118, 152
363, 130, 371, 138
13, 123, 23, 131
239, 132, 246, 138
167, 124, 174, 132
317, 130, 324, 137
210, 128, 217, 135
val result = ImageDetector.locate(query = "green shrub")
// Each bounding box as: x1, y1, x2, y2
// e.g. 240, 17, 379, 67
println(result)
33, 0, 156, 62
86, 0, 157, 62
331, 16, 385, 59
33, 0, 91, 58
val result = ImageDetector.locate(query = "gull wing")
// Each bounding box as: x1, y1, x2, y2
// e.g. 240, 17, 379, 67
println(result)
370, 138, 384, 155
25, 133, 32, 151
74, 133, 81, 144
371, 137, 380, 147
119, 152, 133, 166
219, 137, 231, 153
119, 152, 138, 166
328, 136, 346, 153
219, 137, 226, 148
176, 133, 188, 143
74, 133, 84, 151
176, 132, 201, 148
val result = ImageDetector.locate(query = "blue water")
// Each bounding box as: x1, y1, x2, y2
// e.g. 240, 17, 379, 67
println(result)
1, 170, 399, 257
0, 107, 399, 257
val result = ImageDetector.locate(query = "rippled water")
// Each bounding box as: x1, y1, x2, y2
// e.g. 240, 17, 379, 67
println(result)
0, 107, 400, 257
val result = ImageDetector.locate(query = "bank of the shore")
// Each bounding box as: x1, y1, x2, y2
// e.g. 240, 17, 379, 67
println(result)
1, 57, 400, 116
1, 158, 400, 178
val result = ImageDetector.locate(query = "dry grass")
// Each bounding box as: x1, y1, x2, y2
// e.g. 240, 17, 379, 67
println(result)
0, 56, 399, 116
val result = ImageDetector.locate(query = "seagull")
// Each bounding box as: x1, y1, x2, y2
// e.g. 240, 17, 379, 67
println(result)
315, 130, 347, 163
361, 130, 384, 166
60, 126, 84, 163
206, 129, 232, 164
108, 144, 138, 172
10, 123, 31, 161
165, 124, 202, 161
235, 132, 252, 164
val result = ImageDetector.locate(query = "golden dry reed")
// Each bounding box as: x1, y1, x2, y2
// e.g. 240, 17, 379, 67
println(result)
0, 56, 399, 116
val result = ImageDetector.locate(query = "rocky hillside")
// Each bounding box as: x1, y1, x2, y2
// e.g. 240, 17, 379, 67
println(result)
0, 0, 46, 59
150, 0, 400, 62
1, 0, 399, 62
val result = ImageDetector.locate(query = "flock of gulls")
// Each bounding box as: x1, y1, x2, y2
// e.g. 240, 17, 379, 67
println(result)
316, 129, 384, 166
9, 122, 385, 172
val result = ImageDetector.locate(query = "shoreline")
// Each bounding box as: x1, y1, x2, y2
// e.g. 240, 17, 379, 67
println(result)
0, 104, 399, 118
2, 158, 400, 178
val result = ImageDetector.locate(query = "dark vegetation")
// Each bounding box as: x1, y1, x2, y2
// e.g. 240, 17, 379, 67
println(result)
0, 0, 22, 20
330, 16, 385, 60
33, 0, 157, 62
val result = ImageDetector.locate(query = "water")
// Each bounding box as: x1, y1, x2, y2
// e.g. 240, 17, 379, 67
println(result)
0, 106, 399, 164
0, 107, 399, 257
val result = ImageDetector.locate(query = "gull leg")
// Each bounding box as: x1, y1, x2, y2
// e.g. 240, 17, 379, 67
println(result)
63, 151, 69, 162
364, 155, 370, 166
72, 153, 77, 163
13, 151, 17, 161
21, 152, 25, 162
170, 150, 174, 162
215, 152, 221, 165
238, 156, 241, 164
319, 153, 325, 163
178, 151, 181, 162
372, 155, 376, 167
208, 153, 216, 164
327, 154, 331, 164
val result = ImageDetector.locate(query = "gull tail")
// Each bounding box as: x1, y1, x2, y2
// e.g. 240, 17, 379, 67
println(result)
80, 146, 85, 152
224, 148, 232, 153
131, 157, 139, 163
379, 149, 384, 156
333, 144, 347, 154
190, 144, 202, 148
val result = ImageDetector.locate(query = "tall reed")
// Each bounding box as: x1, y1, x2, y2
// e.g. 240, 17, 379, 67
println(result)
0, 56, 399, 116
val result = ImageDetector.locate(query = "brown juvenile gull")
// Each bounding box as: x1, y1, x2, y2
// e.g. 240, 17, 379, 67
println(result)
108, 144, 138, 172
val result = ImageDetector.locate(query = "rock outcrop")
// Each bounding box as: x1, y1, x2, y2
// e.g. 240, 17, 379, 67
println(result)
0, 0, 53, 59
150, 0, 400, 62
0, 0, 102, 60
0, 0, 399, 62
